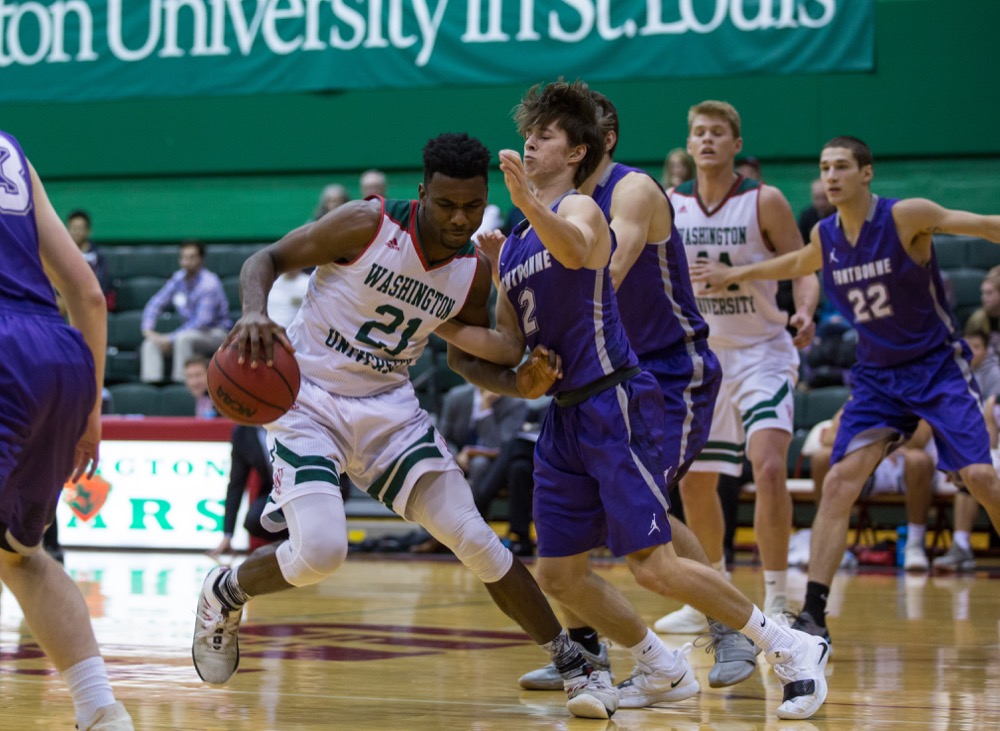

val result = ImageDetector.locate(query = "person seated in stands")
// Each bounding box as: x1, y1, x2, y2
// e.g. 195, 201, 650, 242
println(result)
965, 266, 1000, 355
209, 425, 289, 557
966, 328, 1000, 397
933, 394, 998, 572
183, 356, 218, 419
809, 409, 942, 571
139, 240, 232, 383
313, 184, 349, 221
65, 209, 116, 312
411, 384, 530, 554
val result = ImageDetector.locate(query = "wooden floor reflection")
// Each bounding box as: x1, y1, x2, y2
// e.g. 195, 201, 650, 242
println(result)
1, 550, 998, 729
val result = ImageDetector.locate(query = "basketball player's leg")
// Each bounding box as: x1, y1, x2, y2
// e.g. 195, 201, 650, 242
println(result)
404, 469, 619, 718
746, 427, 793, 610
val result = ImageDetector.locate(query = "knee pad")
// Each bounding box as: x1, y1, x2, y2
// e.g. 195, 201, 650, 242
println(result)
276, 532, 347, 587
408, 470, 513, 584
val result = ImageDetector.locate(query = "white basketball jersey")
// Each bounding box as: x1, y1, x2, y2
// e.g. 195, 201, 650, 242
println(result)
670, 177, 790, 349
287, 199, 479, 397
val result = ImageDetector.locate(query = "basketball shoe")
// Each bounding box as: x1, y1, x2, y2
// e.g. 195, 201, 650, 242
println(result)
77, 702, 134, 730
519, 641, 613, 690
932, 543, 975, 572
700, 620, 760, 688
616, 642, 700, 708
565, 670, 618, 719
766, 616, 830, 720
192, 566, 243, 685
790, 610, 832, 646
653, 604, 709, 634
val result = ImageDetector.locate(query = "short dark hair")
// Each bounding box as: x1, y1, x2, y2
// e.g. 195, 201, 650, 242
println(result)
180, 238, 206, 258
823, 136, 873, 169
590, 90, 619, 158
184, 356, 209, 369
513, 79, 605, 188
422, 133, 491, 185
964, 329, 988, 346
67, 209, 91, 226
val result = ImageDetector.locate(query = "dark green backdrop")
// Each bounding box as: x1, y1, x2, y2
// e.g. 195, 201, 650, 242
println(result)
5, 0, 999, 242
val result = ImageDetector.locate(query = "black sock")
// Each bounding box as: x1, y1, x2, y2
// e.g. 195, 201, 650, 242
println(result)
803, 581, 829, 626
568, 626, 601, 655
545, 631, 590, 679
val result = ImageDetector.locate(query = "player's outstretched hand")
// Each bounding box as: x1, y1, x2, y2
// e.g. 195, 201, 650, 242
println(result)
223, 312, 294, 368
516, 345, 562, 399
689, 258, 735, 291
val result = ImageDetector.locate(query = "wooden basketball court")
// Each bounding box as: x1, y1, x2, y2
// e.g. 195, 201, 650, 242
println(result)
1, 549, 998, 729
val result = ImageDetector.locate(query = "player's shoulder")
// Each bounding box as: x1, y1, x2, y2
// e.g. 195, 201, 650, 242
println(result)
672, 179, 695, 197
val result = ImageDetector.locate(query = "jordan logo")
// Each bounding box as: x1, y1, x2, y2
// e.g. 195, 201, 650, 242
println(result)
648, 515, 661, 535
829, 249, 839, 264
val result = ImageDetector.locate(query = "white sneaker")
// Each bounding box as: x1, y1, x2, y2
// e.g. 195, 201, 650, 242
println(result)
565, 670, 618, 719
766, 619, 830, 720
519, 641, 613, 690
904, 544, 929, 572
616, 643, 700, 708
653, 604, 709, 634
77, 702, 134, 731
192, 566, 243, 685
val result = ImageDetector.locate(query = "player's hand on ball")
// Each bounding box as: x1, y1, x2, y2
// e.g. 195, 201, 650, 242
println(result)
515, 345, 562, 399
223, 312, 294, 368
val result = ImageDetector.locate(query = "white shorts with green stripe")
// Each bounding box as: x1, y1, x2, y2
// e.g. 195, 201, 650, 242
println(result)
690, 334, 798, 477
264, 377, 460, 518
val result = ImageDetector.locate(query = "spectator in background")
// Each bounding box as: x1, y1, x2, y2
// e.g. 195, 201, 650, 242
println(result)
965, 266, 1000, 355
140, 240, 232, 383
267, 270, 310, 329
313, 184, 349, 221
183, 357, 217, 418
735, 155, 762, 181
208, 425, 288, 557
411, 384, 530, 554
661, 147, 695, 190
968, 329, 1000, 397
64, 209, 116, 312
797, 179, 836, 244
359, 169, 387, 198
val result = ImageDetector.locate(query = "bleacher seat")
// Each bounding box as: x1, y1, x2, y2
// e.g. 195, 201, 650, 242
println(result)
156, 384, 197, 416
107, 311, 144, 350
114, 276, 165, 312
105, 247, 178, 280
207, 245, 262, 278
222, 275, 241, 311
947, 267, 986, 328
961, 238, 999, 272
932, 235, 969, 270
794, 386, 850, 433
108, 383, 161, 415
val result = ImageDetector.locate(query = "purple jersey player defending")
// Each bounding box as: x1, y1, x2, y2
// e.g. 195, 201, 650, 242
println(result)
0, 131, 133, 730
439, 80, 830, 721
692, 135, 1000, 645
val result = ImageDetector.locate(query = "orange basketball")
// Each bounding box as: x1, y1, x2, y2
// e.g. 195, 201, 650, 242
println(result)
208, 341, 300, 425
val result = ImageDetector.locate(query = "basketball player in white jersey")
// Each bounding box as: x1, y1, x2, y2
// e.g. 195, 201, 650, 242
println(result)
656, 101, 819, 633
190, 133, 619, 719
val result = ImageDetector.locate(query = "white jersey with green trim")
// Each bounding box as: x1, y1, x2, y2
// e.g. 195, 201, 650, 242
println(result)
671, 176, 790, 350
286, 198, 478, 398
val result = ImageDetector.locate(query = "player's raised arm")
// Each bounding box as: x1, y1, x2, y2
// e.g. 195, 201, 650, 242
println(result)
894, 197, 1000, 252
607, 173, 662, 290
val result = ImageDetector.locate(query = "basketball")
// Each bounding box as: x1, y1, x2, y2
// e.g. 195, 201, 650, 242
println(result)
208, 341, 300, 425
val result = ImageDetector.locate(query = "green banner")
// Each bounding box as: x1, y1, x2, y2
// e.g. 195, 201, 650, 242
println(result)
0, 1, 873, 103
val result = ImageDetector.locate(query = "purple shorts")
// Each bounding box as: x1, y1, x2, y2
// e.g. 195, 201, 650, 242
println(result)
834, 343, 990, 472
0, 313, 95, 552
533, 369, 673, 558
640, 339, 720, 489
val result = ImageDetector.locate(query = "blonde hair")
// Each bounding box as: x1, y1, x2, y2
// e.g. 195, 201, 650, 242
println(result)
687, 100, 741, 139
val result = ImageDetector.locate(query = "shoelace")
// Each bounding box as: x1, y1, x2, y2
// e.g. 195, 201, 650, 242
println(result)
693, 629, 729, 656
195, 605, 239, 641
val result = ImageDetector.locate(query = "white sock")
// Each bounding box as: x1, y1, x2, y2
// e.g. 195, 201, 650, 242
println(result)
63, 656, 116, 727
953, 531, 971, 551
763, 570, 788, 611
739, 605, 793, 656
906, 523, 926, 548
628, 628, 673, 673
